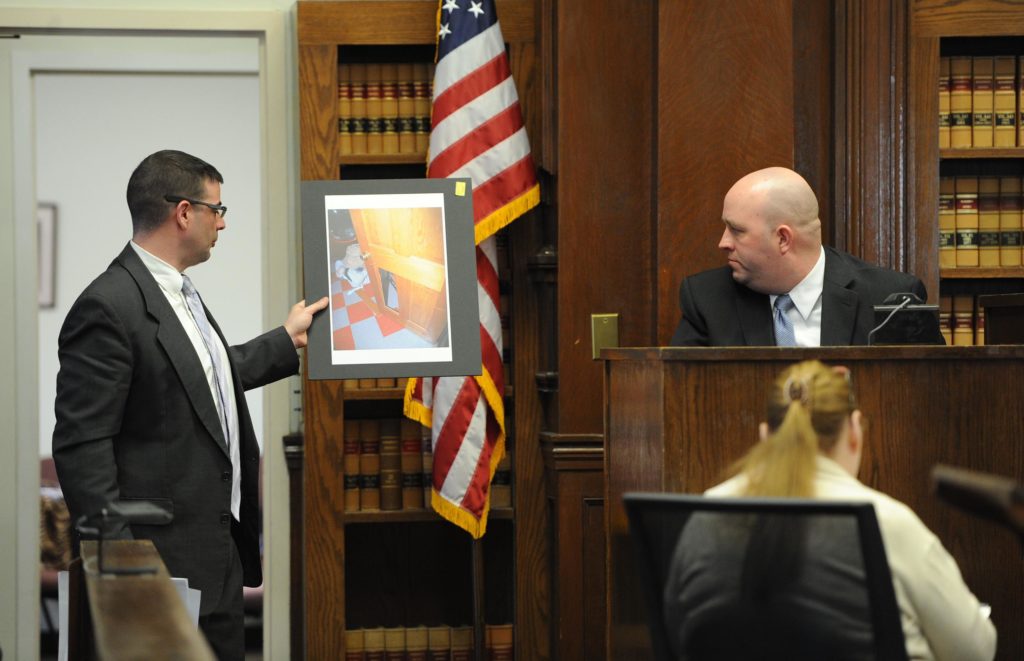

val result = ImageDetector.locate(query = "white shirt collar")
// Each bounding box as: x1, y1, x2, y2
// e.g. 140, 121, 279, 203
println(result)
771, 246, 825, 321
130, 241, 185, 296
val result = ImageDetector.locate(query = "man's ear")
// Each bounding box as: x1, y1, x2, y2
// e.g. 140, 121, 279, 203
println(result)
758, 421, 769, 442
849, 409, 863, 451
173, 202, 190, 231
776, 223, 795, 253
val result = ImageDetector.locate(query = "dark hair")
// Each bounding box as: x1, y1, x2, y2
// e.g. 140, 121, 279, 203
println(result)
126, 150, 223, 234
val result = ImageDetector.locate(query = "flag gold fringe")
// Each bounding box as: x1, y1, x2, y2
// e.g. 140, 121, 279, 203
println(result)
403, 377, 433, 427
474, 183, 540, 245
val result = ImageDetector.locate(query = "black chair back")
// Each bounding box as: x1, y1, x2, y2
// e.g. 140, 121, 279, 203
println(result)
623, 493, 908, 661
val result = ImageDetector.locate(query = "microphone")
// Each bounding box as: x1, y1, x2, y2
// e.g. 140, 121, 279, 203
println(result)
75, 500, 173, 575
867, 293, 918, 345
931, 464, 1024, 542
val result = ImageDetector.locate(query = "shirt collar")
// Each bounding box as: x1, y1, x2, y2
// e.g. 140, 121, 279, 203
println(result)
771, 246, 825, 320
130, 241, 185, 296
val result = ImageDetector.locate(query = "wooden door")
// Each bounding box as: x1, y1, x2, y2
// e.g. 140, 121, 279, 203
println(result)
349, 207, 448, 343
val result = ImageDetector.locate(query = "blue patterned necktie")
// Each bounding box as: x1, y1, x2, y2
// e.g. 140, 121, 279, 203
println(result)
774, 294, 797, 347
181, 275, 231, 445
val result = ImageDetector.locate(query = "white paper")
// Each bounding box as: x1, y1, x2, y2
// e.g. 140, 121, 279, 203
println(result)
57, 570, 68, 661
170, 576, 202, 627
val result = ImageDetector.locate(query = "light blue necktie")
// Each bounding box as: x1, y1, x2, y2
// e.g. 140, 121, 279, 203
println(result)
181, 275, 231, 445
774, 294, 797, 347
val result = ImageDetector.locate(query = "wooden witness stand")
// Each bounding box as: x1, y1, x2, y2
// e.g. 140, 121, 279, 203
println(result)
72, 540, 214, 660
602, 346, 1024, 661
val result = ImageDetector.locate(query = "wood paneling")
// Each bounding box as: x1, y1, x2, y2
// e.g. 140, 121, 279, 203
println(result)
656, 0, 798, 350
834, 0, 911, 272
912, 0, 1024, 36
556, 0, 655, 433
542, 433, 605, 661
604, 346, 1024, 660
298, 0, 535, 45
299, 44, 339, 181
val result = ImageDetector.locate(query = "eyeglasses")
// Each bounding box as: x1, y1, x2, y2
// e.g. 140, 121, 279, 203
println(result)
164, 195, 228, 218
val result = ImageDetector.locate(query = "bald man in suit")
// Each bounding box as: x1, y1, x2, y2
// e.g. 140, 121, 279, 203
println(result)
53, 150, 328, 659
670, 167, 934, 347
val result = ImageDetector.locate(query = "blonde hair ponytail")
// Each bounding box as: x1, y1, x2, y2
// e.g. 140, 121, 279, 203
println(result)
731, 360, 856, 498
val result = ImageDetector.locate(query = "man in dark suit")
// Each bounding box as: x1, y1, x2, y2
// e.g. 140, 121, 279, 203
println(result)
53, 150, 328, 659
670, 167, 932, 347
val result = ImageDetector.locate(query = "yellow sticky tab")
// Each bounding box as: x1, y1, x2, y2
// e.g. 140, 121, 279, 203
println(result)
455, 181, 466, 196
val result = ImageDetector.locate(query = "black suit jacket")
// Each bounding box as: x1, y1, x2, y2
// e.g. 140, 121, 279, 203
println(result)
669, 247, 931, 346
53, 243, 298, 614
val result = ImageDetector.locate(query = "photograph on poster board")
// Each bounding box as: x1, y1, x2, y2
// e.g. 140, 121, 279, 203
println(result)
302, 178, 481, 380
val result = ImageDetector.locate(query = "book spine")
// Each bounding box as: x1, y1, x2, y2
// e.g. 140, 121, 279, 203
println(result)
938, 176, 956, 269
344, 431, 362, 513
360, 419, 381, 511
949, 56, 973, 148
339, 63, 353, 156
346, 628, 366, 661
381, 63, 400, 155
939, 295, 953, 346
993, 55, 1016, 147
1000, 176, 1023, 267
379, 419, 402, 511
414, 63, 432, 154
978, 177, 1001, 267
954, 176, 979, 267
422, 426, 434, 506
406, 625, 429, 661
364, 627, 386, 661
938, 56, 951, 149
971, 56, 994, 148
952, 295, 975, 346
401, 430, 424, 510
975, 306, 985, 346
350, 63, 368, 155
426, 625, 451, 661
383, 626, 405, 661
488, 624, 513, 661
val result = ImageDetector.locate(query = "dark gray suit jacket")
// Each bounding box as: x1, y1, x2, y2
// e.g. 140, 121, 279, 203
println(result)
669, 247, 930, 346
53, 243, 298, 614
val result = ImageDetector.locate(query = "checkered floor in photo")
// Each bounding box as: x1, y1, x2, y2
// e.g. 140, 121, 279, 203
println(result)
330, 277, 433, 351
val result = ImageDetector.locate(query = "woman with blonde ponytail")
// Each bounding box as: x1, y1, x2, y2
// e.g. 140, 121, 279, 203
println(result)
664, 360, 995, 661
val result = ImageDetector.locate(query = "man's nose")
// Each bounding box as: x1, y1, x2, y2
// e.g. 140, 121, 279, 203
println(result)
718, 229, 731, 251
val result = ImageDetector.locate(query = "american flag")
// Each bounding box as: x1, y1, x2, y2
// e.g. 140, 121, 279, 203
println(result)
404, 0, 539, 538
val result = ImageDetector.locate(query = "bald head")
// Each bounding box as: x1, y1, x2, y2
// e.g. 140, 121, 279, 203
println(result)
728, 167, 821, 236
718, 167, 823, 294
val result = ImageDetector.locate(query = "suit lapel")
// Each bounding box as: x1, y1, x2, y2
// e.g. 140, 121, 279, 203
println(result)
116, 245, 230, 459
820, 248, 859, 345
734, 283, 774, 346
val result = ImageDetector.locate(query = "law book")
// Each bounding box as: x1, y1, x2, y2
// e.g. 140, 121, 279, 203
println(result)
952, 295, 975, 346
397, 377, 409, 390
1020, 56, 1024, 147
365, 63, 383, 155
487, 624, 513, 661
949, 56, 973, 148
938, 56, 951, 149
344, 378, 360, 391
397, 62, 415, 118
360, 419, 381, 511
401, 418, 424, 509
339, 63, 353, 156
450, 626, 473, 661
954, 176, 979, 267
938, 176, 956, 269
421, 426, 434, 506
359, 377, 378, 389
978, 177, 1001, 267
344, 419, 362, 512
993, 55, 1017, 147
364, 627, 385, 661
379, 419, 402, 511
414, 114, 430, 155
406, 626, 428, 661
971, 57, 995, 148
350, 63, 368, 155
975, 305, 986, 346
426, 625, 450, 661
376, 377, 397, 388
413, 63, 432, 154
381, 63, 400, 155
398, 115, 417, 154
490, 452, 512, 509
999, 176, 1023, 267
346, 628, 365, 661
939, 295, 953, 346
383, 626, 405, 661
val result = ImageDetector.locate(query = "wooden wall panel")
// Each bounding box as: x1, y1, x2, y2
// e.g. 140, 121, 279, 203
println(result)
656, 0, 797, 346
556, 0, 655, 433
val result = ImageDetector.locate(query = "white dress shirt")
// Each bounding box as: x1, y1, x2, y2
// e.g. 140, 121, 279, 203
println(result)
130, 241, 242, 520
770, 246, 826, 347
